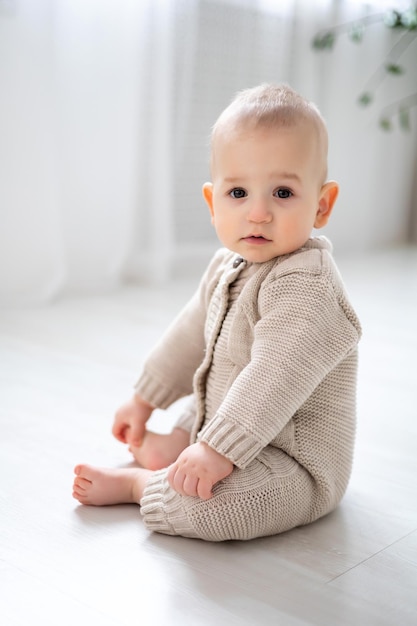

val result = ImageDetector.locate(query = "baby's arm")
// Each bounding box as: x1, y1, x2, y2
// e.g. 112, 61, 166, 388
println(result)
112, 394, 155, 448
197, 270, 361, 470
133, 249, 230, 411
167, 442, 233, 500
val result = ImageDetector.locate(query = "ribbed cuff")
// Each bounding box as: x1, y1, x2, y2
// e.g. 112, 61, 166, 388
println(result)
140, 469, 200, 539
197, 416, 263, 469
134, 369, 187, 410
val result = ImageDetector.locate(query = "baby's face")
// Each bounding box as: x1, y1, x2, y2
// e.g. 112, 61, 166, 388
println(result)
205, 122, 329, 263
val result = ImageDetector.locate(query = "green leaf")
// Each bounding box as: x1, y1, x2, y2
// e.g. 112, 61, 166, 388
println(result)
358, 92, 373, 106
401, 7, 417, 29
399, 108, 410, 131
379, 118, 392, 131
385, 63, 404, 75
384, 10, 403, 28
349, 24, 364, 43
312, 32, 335, 50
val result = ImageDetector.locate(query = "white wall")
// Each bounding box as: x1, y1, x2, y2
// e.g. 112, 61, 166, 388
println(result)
0, 1, 64, 302
0, 0, 146, 302
1, 0, 416, 304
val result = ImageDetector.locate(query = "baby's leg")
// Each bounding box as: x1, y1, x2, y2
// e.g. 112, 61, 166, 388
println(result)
72, 464, 152, 506
129, 427, 190, 470
140, 451, 316, 541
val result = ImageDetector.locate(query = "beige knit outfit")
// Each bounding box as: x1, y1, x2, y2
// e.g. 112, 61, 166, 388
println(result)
136, 237, 361, 541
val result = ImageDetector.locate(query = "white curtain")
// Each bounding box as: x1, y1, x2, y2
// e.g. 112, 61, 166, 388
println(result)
1, 0, 416, 306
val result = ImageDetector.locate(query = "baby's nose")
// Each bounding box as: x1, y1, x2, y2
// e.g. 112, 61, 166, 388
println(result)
247, 199, 272, 222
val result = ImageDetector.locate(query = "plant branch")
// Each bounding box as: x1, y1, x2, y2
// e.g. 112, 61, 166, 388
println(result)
379, 93, 417, 130
313, 12, 385, 46
360, 29, 416, 97
312, 4, 417, 129
379, 92, 417, 117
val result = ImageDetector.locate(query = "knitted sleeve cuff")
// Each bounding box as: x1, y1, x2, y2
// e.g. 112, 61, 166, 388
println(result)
134, 368, 190, 410
197, 416, 263, 469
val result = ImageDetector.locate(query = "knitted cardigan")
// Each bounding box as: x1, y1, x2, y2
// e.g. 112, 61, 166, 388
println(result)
136, 237, 362, 541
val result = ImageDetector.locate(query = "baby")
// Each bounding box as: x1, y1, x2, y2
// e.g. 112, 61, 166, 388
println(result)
73, 83, 361, 542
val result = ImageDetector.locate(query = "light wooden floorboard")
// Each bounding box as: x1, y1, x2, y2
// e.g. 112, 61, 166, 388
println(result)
1, 246, 416, 625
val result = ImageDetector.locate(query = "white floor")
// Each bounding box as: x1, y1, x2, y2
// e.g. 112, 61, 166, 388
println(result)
1, 246, 417, 626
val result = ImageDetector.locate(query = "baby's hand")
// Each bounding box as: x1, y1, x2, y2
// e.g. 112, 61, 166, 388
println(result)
167, 442, 233, 500
112, 394, 154, 448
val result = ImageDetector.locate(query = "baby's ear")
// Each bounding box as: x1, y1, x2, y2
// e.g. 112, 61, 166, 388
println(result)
314, 181, 339, 229
202, 182, 215, 222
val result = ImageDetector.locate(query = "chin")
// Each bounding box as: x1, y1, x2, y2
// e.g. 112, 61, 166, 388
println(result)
245, 251, 278, 264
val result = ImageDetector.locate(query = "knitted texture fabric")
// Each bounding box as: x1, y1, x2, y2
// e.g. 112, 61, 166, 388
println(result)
137, 237, 362, 541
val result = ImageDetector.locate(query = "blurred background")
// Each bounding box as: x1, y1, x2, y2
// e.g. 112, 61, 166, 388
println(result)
1, 0, 416, 306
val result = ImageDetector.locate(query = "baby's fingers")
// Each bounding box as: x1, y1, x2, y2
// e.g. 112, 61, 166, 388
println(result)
112, 423, 128, 443
167, 465, 200, 498
197, 477, 213, 501
129, 423, 144, 448
183, 474, 199, 498
167, 464, 181, 493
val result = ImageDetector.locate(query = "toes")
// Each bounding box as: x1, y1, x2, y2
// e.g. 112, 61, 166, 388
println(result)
74, 476, 92, 490
72, 476, 93, 505
72, 465, 99, 505
73, 491, 89, 504
72, 486, 85, 501
72, 478, 92, 503
74, 464, 95, 480
74, 464, 84, 476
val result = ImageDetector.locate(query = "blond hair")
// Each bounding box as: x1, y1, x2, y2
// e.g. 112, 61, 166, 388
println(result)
211, 83, 329, 182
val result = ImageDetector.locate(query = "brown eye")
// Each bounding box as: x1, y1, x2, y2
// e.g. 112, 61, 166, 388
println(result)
230, 188, 247, 199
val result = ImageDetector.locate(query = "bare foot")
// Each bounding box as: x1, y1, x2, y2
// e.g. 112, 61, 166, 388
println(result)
72, 464, 152, 506
129, 427, 190, 470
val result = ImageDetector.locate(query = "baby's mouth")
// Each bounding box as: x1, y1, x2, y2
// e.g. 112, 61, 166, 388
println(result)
242, 235, 271, 244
